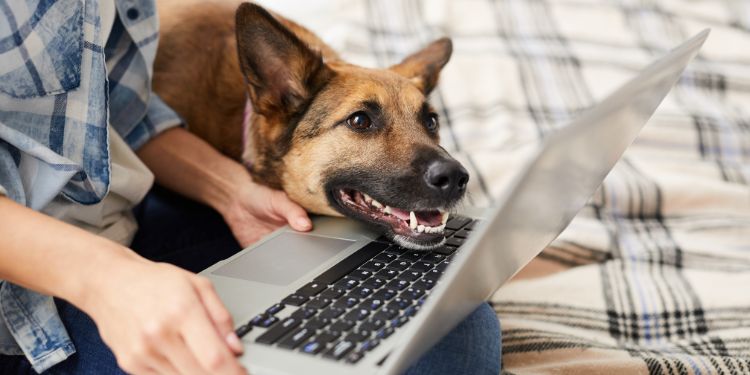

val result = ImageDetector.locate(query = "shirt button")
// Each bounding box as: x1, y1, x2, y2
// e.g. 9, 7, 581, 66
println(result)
126, 7, 140, 20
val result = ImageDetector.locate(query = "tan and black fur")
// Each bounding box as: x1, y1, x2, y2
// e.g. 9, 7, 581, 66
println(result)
154, 1, 467, 248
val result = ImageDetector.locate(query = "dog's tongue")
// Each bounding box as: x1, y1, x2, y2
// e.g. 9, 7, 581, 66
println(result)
415, 211, 443, 226
390, 207, 443, 227
389, 207, 411, 221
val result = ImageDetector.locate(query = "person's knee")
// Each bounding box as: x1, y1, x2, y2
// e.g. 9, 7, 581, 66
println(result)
405, 303, 502, 375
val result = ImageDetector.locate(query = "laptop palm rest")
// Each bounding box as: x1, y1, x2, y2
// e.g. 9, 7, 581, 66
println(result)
212, 232, 355, 286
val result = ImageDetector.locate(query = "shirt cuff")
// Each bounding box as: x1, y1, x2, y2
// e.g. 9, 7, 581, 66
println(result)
123, 94, 184, 151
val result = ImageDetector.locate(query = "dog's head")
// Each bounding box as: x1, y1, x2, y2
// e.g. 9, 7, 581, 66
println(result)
236, 4, 468, 250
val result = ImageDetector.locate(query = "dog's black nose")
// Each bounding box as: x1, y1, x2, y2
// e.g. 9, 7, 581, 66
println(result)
424, 160, 469, 197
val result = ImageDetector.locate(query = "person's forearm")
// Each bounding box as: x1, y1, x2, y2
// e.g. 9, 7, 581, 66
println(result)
0, 197, 139, 307
136, 127, 250, 216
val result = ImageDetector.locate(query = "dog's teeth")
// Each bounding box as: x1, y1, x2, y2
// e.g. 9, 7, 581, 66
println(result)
372, 199, 383, 209
417, 225, 425, 233
363, 193, 373, 204
409, 211, 417, 229
383, 206, 392, 215
441, 212, 450, 225
437, 224, 445, 232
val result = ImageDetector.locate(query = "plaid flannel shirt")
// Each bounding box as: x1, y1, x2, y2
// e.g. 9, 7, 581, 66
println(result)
0, 0, 181, 371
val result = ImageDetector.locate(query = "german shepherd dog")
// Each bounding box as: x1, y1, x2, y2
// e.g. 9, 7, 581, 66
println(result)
153, 1, 468, 250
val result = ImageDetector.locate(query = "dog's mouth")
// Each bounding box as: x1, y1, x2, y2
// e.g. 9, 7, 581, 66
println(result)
333, 188, 449, 250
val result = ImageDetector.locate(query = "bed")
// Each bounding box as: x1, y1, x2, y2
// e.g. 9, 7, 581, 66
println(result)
259, 0, 750, 373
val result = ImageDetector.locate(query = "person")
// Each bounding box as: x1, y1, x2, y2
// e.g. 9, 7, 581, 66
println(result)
0, 0, 501, 374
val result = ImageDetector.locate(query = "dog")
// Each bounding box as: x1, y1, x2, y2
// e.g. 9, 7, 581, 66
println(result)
153, 1, 468, 250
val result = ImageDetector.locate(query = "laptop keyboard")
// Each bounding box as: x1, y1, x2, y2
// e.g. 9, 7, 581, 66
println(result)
234, 215, 479, 364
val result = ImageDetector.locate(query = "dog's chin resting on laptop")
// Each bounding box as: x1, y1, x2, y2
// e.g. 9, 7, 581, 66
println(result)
153, 1, 468, 250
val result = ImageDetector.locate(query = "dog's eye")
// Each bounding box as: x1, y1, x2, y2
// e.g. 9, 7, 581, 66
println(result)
426, 113, 439, 132
346, 112, 372, 130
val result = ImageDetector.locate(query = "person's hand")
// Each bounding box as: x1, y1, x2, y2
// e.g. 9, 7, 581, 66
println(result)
78, 255, 246, 375
221, 178, 312, 248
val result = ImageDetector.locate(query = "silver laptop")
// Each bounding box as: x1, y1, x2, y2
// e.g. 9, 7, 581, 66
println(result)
201, 30, 708, 375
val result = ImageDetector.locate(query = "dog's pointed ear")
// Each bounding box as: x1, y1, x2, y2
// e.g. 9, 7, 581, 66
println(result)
235, 3, 334, 118
389, 38, 452, 94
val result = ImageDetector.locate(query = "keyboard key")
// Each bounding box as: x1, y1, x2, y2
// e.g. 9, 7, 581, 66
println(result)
386, 279, 410, 291
453, 229, 471, 239
363, 277, 386, 289
400, 251, 424, 262
375, 268, 400, 280
278, 327, 315, 349
388, 260, 412, 271
304, 317, 330, 330
423, 269, 443, 281
445, 237, 465, 247
300, 333, 337, 355
410, 261, 434, 272
392, 297, 412, 310
414, 278, 436, 290
402, 287, 425, 301
259, 316, 279, 328
373, 308, 398, 321
373, 288, 397, 301
297, 282, 327, 297
343, 308, 370, 322
351, 286, 374, 298
398, 270, 422, 282
333, 296, 360, 309
403, 305, 418, 317
319, 307, 345, 320
249, 313, 269, 326
266, 303, 285, 315
256, 317, 301, 345
376, 326, 395, 339
422, 253, 446, 264
334, 277, 360, 290
345, 331, 369, 343
443, 229, 455, 238
306, 297, 332, 310
319, 287, 345, 300
359, 298, 385, 311
360, 261, 387, 272
282, 294, 309, 306
374, 252, 399, 263
324, 340, 356, 360
464, 220, 480, 230
235, 324, 252, 338
361, 338, 380, 351
328, 320, 355, 335
291, 307, 317, 320
433, 246, 457, 256
390, 316, 409, 328
349, 268, 375, 280
314, 242, 389, 285
445, 216, 471, 230
360, 319, 385, 332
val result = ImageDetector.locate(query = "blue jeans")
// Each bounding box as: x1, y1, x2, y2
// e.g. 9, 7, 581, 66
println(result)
0, 186, 501, 374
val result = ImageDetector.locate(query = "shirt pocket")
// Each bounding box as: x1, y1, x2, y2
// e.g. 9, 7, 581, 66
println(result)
0, 0, 84, 98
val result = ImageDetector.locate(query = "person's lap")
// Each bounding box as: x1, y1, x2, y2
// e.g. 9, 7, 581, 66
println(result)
0, 186, 501, 374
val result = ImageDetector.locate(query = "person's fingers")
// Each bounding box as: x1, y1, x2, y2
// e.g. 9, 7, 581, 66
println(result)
142, 354, 179, 375
193, 277, 244, 354
161, 333, 208, 375
181, 303, 245, 375
271, 191, 311, 231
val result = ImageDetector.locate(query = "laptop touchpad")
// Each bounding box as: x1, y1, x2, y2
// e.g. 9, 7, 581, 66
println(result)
212, 232, 356, 286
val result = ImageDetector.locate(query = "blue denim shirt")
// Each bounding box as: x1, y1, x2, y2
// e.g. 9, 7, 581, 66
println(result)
0, 0, 181, 371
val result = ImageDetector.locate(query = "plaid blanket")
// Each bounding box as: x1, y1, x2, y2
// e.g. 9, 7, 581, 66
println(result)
262, 0, 750, 373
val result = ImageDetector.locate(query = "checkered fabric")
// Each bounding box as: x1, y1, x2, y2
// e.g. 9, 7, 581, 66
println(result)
262, 0, 750, 373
